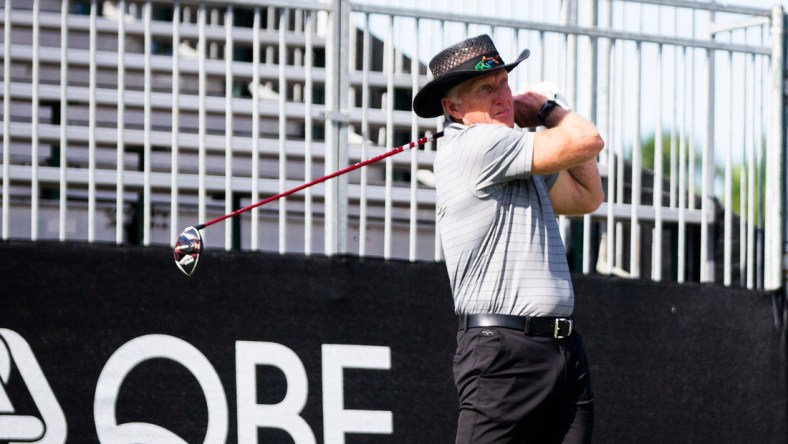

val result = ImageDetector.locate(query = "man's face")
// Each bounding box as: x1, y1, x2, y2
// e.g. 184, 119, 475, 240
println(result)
443, 70, 514, 128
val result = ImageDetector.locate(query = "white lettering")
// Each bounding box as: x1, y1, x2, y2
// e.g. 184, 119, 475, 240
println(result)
94, 334, 228, 444
321, 344, 392, 444
235, 341, 316, 444
2, 330, 397, 443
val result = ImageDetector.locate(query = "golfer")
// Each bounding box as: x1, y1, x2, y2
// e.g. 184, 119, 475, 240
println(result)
413, 35, 604, 443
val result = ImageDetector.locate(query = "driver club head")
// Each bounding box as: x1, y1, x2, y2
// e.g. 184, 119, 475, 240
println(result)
173, 226, 203, 277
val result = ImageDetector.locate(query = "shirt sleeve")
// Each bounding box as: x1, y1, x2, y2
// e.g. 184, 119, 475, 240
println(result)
453, 124, 535, 195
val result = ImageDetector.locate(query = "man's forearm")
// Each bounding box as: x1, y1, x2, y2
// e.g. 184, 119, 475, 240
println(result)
550, 159, 604, 215
530, 110, 604, 175
566, 159, 603, 201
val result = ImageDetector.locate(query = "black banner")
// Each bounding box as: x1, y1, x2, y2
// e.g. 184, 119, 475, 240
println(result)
0, 242, 457, 443
1, 241, 785, 443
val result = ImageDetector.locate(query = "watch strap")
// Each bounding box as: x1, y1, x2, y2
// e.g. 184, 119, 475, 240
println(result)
537, 99, 558, 125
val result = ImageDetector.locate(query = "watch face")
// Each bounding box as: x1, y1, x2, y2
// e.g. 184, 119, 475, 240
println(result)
553, 92, 570, 111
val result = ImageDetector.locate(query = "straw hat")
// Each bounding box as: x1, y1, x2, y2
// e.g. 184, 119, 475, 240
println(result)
412, 34, 530, 118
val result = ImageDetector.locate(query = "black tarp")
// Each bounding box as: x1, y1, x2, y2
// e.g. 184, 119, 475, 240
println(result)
0, 241, 784, 443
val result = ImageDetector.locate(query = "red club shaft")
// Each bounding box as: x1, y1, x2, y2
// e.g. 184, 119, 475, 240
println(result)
195, 131, 443, 230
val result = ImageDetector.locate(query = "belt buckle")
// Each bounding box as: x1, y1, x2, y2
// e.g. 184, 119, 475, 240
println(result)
553, 318, 573, 338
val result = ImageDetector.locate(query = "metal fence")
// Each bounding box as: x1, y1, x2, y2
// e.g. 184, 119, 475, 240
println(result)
0, 0, 784, 289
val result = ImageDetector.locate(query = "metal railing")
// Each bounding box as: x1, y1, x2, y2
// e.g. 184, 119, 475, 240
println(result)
0, 0, 784, 290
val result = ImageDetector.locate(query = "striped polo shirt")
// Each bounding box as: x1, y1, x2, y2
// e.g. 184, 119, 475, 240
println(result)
434, 122, 574, 317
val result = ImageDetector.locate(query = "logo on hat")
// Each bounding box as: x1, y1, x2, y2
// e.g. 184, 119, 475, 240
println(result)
475, 55, 502, 70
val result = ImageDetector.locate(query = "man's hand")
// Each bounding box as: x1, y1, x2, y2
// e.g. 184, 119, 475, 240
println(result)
513, 88, 548, 128
513, 81, 570, 128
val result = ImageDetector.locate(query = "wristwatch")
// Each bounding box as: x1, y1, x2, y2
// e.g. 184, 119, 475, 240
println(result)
537, 99, 559, 125
536, 93, 570, 126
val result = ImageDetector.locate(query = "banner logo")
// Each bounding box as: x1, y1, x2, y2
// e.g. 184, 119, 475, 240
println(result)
0, 329, 67, 443
0, 331, 393, 443
94, 334, 229, 444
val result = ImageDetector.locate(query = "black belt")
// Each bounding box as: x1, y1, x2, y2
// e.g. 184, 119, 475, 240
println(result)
458, 313, 574, 338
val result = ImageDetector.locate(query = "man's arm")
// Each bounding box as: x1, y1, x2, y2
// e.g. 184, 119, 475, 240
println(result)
549, 161, 603, 215
513, 90, 605, 215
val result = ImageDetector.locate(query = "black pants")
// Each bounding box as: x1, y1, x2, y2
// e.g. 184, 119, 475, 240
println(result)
453, 326, 594, 444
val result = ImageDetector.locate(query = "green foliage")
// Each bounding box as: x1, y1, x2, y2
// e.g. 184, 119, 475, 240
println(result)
626, 132, 764, 218
637, 132, 699, 173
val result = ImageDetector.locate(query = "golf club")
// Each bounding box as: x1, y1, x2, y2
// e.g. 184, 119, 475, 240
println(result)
173, 131, 444, 276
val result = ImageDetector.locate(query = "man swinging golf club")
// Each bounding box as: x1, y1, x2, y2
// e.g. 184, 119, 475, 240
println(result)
413, 34, 604, 443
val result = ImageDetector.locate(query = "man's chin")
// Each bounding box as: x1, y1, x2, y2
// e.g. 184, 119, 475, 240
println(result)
492, 111, 514, 126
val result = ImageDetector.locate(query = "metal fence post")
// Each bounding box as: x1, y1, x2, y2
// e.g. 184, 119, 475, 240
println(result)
325, 0, 350, 256
702, 6, 717, 283
766, 5, 785, 291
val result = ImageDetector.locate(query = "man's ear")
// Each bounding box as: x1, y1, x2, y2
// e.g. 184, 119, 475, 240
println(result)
442, 97, 460, 121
